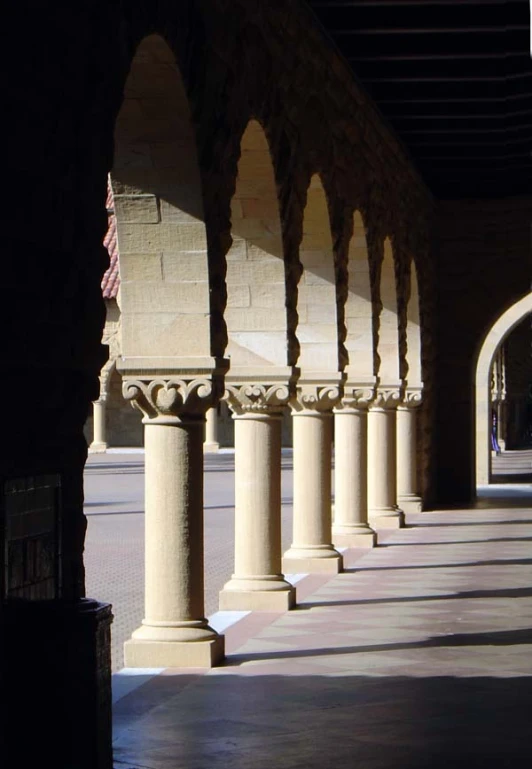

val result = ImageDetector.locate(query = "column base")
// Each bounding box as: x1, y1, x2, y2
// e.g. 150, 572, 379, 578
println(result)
369, 507, 405, 529
398, 495, 422, 514
89, 442, 107, 453
333, 525, 377, 548
124, 621, 225, 668
219, 582, 296, 612
203, 441, 220, 453
282, 546, 343, 574
124, 634, 224, 668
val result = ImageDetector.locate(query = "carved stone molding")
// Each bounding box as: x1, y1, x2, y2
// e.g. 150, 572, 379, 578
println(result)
291, 382, 342, 414
224, 382, 291, 416
334, 383, 375, 412
122, 376, 222, 422
399, 387, 424, 410
370, 387, 403, 410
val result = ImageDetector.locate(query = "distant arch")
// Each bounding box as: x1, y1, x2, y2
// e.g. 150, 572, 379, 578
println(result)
377, 238, 401, 385
295, 175, 339, 374
405, 260, 422, 388
112, 34, 215, 360
225, 120, 287, 368
344, 211, 374, 382
475, 292, 532, 485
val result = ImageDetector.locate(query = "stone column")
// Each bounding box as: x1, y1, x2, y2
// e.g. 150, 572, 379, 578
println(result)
90, 398, 108, 453
204, 406, 220, 452
367, 387, 405, 529
219, 382, 295, 611
90, 372, 110, 453
122, 375, 224, 668
333, 387, 377, 548
283, 383, 343, 574
396, 389, 423, 514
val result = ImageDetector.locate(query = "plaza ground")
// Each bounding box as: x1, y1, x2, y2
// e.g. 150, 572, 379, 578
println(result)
84, 450, 532, 768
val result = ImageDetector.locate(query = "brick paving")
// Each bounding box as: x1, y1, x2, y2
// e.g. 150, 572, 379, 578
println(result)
84, 450, 296, 672
110, 469, 532, 768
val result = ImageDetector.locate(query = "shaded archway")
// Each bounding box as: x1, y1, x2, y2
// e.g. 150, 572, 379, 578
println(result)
376, 238, 401, 386
296, 174, 340, 374
112, 33, 218, 361
344, 211, 374, 382
225, 119, 288, 368
405, 260, 422, 389
476, 292, 532, 486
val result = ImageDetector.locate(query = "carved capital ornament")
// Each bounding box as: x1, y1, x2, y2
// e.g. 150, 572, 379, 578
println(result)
224, 382, 291, 416
291, 383, 342, 414
335, 384, 375, 412
123, 377, 221, 423
400, 387, 424, 409
370, 387, 403, 410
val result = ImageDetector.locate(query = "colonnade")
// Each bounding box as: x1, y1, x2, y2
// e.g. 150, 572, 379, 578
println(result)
117, 373, 422, 669
101, 39, 426, 669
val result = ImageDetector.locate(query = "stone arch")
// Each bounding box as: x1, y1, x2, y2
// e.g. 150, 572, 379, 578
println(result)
296, 174, 339, 374
111, 33, 220, 361
224, 119, 288, 368
405, 259, 422, 388
476, 292, 532, 485
377, 238, 401, 385
344, 210, 374, 381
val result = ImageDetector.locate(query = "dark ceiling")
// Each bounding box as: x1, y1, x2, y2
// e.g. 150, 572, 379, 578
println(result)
307, 0, 532, 199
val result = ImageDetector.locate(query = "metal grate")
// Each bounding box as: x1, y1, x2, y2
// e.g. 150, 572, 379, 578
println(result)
3, 474, 62, 600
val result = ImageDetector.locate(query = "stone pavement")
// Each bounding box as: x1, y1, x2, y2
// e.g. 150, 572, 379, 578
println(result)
111, 490, 532, 768
84, 450, 296, 672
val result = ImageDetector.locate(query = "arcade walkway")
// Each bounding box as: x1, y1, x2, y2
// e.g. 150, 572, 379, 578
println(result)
111, 487, 532, 768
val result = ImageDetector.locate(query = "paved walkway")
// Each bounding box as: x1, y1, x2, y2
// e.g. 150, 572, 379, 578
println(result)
84, 450, 296, 672
109, 477, 532, 767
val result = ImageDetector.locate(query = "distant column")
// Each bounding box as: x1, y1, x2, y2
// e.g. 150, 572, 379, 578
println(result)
283, 382, 343, 574
90, 398, 107, 453
220, 382, 295, 611
333, 386, 376, 548
204, 407, 220, 452
368, 387, 405, 529
396, 389, 423, 513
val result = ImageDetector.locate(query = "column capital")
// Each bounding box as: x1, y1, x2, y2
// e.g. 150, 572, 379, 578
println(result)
291, 378, 343, 414
335, 383, 375, 412
371, 386, 403, 410
399, 387, 424, 410
122, 375, 223, 423
224, 381, 292, 417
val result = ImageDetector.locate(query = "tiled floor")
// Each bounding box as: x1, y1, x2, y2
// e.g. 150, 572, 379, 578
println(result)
112, 493, 532, 769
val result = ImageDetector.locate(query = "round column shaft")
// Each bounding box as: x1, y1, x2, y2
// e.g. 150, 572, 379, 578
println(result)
367, 395, 404, 529
220, 410, 294, 611
90, 399, 107, 452
124, 416, 224, 668
333, 406, 376, 547
397, 405, 422, 513
283, 411, 342, 574
204, 406, 220, 452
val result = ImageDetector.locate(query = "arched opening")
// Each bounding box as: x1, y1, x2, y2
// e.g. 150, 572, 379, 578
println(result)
225, 119, 287, 368
405, 260, 422, 388
344, 211, 374, 381
377, 238, 401, 385
112, 33, 214, 360
85, 33, 220, 672
296, 175, 339, 373
475, 292, 532, 487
